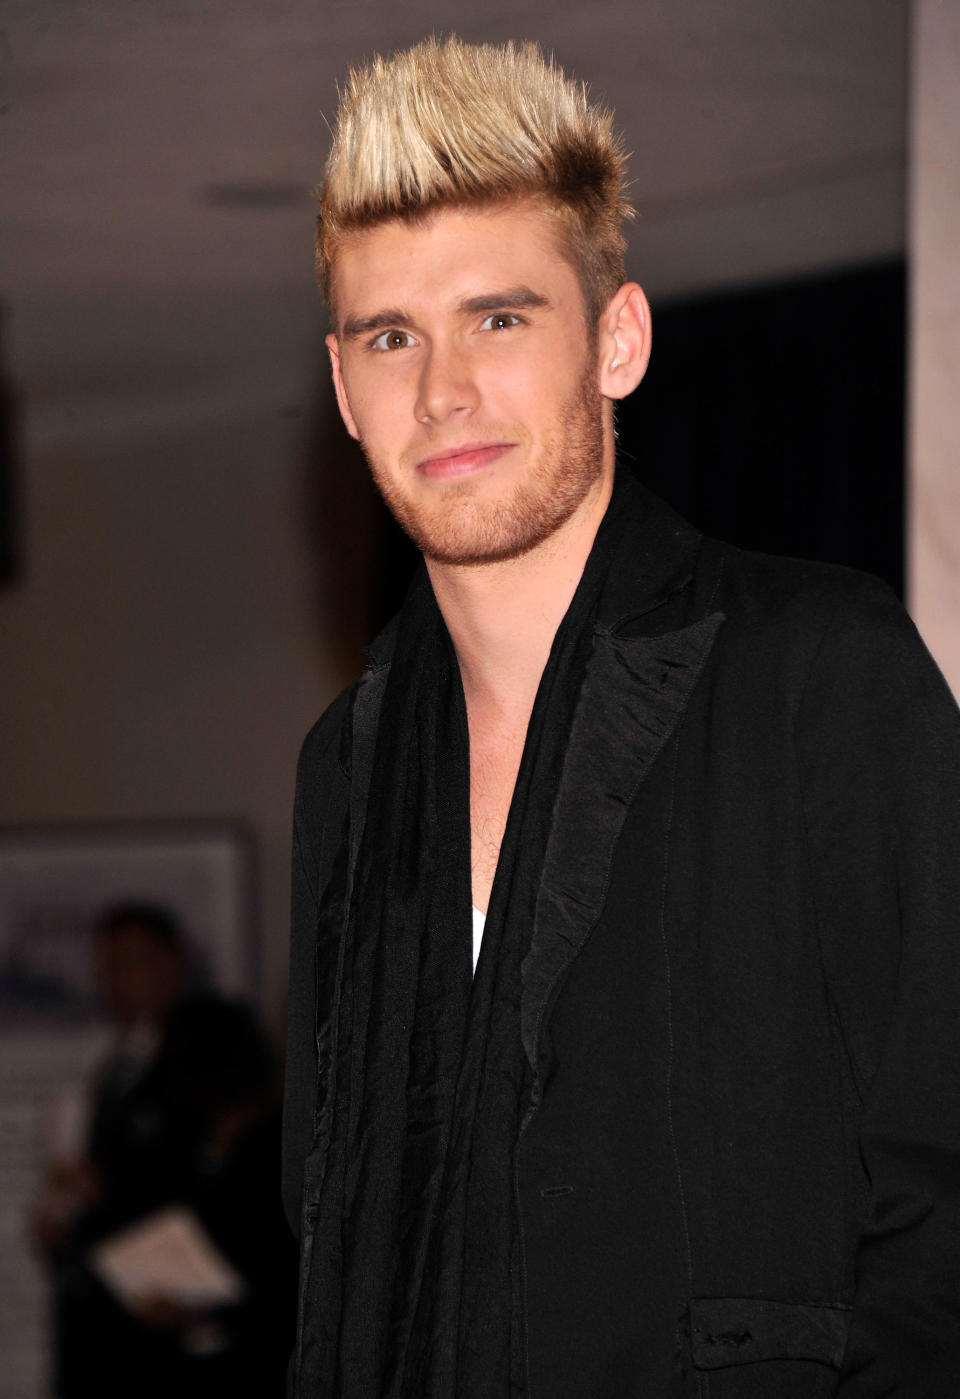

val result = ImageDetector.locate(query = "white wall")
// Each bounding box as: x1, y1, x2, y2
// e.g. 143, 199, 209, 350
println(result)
908, 0, 960, 697
0, 280, 344, 1030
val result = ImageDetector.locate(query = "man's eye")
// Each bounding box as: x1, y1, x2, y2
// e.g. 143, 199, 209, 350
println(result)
372, 329, 415, 351
480, 312, 521, 332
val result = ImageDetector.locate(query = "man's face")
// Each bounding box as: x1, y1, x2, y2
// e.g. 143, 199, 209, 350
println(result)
96, 924, 184, 1028
326, 202, 612, 567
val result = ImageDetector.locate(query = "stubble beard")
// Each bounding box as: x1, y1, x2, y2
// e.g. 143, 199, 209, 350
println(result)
359, 369, 608, 567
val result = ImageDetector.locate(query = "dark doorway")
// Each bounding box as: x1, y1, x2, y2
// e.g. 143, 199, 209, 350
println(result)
618, 260, 906, 596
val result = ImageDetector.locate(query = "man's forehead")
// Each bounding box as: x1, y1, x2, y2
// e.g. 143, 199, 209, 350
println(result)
331, 201, 576, 310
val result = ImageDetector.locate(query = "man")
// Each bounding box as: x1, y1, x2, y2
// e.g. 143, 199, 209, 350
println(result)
36, 903, 196, 1397
283, 36, 960, 1398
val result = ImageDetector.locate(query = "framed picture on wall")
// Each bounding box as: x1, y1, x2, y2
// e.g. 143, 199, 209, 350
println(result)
0, 820, 258, 1036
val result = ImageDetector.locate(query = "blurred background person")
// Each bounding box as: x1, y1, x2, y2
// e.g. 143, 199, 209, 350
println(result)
31, 904, 194, 1272
31, 902, 294, 1399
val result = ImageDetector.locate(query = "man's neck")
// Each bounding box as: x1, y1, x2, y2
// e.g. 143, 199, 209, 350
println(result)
426, 473, 613, 728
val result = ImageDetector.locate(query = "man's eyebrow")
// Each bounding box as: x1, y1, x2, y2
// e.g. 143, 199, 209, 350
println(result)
341, 307, 414, 340
457, 287, 550, 315
340, 287, 551, 341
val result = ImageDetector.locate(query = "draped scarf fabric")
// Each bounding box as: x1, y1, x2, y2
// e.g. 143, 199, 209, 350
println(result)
308, 483, 634, 1398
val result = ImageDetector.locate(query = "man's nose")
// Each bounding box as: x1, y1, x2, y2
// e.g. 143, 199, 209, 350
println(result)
414, 344, 480, 424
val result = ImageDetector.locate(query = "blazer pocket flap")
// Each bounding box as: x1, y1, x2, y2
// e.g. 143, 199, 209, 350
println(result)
690, 1296, 851, 1370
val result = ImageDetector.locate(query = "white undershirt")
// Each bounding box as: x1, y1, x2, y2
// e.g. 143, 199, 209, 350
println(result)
471, 905, 486, 973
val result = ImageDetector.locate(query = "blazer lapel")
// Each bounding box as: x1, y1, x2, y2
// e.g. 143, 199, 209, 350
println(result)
520, 610, 725, 1075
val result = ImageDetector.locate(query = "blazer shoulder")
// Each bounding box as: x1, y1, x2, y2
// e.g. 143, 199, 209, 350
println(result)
705, 538, 904, 642
292, 683, 358, 901
296, 683, 356, 790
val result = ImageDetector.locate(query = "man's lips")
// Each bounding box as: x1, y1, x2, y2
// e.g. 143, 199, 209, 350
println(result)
416, 442, 515, 479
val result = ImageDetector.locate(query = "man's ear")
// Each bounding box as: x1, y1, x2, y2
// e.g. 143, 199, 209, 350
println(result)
326, 332, 361, 441
596, 283, 652, 401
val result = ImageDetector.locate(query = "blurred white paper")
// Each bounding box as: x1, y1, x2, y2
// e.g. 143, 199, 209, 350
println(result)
90, 1205, 246, 1310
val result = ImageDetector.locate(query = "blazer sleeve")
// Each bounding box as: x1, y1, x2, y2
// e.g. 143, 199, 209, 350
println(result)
282, 689, 352, 1241
797, 576, 960, 1396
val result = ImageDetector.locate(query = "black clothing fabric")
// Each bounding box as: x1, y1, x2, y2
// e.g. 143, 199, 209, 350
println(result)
284, 474, 960, 1397
301, 490, 643, 1399
181, 1110, 297, 1399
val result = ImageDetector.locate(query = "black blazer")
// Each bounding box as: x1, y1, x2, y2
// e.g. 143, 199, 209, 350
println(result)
284, 484, 960, 1397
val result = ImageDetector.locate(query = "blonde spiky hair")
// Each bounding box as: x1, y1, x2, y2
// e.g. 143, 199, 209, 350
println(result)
317, 36, 633, 325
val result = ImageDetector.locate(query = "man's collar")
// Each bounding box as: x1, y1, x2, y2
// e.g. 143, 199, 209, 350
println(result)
594, 466, 702, 633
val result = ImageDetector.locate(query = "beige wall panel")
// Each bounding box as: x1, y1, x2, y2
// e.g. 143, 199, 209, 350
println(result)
908, 0, 960, 697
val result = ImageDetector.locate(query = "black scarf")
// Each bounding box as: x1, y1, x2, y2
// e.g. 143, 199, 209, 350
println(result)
306, 482, 635, 1398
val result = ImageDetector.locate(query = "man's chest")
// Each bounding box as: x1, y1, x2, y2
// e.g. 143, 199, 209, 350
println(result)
468, 727, 526, 914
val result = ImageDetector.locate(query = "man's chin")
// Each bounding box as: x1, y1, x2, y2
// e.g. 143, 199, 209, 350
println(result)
404, 494, 585, 569
421, 536, 541, 568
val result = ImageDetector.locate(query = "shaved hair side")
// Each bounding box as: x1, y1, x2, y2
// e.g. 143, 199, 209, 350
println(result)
317, 35, 633, 326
